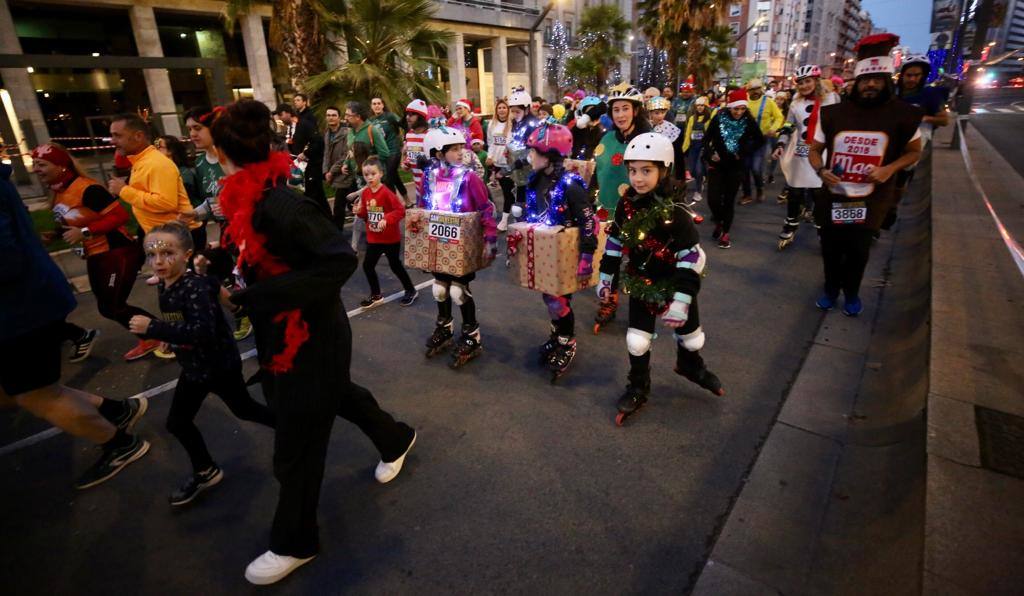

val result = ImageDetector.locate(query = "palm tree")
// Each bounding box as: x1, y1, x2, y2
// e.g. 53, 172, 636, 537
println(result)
564, 4, 630, 92
306, 0, 451, 110
225, 0, 328, 92
638, 0, 732, 89
690, 26, 735, 88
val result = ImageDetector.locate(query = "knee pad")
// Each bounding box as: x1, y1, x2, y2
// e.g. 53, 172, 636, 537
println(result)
626, 328, 654, 357
432, 281, 449, 302
543, 294, 570, 319
450, 282, 472, 306
677, 327, 705, 352
511, 205, 523, 218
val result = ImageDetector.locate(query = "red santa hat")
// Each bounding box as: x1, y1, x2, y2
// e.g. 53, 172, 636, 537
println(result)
455, 98, 472, 111
726, 88, 749, 109
853, 33, 900, 78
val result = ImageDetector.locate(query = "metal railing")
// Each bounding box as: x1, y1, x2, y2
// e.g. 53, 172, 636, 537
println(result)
439, 0, 541, 16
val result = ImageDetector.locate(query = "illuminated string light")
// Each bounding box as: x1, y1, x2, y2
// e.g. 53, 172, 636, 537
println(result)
422, 160, 470, 212
525, 169, 587, 226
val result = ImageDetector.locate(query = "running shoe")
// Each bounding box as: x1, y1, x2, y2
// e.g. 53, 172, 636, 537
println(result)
170, 465, 224, 506
359, 294, 384, 308
245, 551, 316, 585
400, 290, 419, 307
816, 292, 838, 311
842, 296, 863, 317
154, 343, 176, 359
375, 431, 416, 484
124, 339, 161, 361
109, 396, 148, 433
69, 329, 99, 363
739, 195, 754, 206
75, 435, 150, 490
234, 316, 253, 341
691, 191, 703, 203
717, 233, 731, 249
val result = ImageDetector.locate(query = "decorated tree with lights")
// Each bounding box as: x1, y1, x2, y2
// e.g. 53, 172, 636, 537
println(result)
564, 4, 630, 92
546, 20, 572, 89
638, 0, 733, 89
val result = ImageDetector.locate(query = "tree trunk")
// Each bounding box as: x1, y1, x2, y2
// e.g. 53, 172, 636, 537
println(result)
271, 0, 327, 93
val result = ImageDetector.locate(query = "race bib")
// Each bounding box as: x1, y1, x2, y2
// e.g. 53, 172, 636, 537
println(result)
492, 135, 506, 146
830, 131, 889, 197
427, 213, 462, 244
367, 207, 384, 230
795, 142, 809, 158
831, 201, 867, 225
675, 113, 687, 124
690, 130, 704, 141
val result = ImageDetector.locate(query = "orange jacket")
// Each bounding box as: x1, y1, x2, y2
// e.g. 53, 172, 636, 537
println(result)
120, 145, 193, 233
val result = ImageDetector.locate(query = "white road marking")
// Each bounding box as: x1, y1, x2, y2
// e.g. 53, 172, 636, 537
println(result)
995, 107, 1015, 113
0, 278, 435, 457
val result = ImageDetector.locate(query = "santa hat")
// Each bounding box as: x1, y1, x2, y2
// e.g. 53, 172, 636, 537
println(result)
455, 98, 472, 111
406, 99, 429, 118
853, 33, 900, 78
562, 94, 575, 103
726, 89, 748, 109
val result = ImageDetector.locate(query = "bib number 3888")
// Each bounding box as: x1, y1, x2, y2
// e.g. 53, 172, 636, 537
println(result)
831, 201, 867, 225
428, 221, 462, 244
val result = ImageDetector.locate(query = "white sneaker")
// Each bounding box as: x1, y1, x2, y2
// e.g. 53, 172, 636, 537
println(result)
375, 431, 416, 484
691, 192, 703, 203
497, 213, 510, 232
244, 551, 316, 585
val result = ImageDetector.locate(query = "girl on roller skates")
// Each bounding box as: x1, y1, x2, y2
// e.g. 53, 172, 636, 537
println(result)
597, 133, 725, 426
522, 124, 598, 382
419, 127, 498, 368
592, 84, 652, 333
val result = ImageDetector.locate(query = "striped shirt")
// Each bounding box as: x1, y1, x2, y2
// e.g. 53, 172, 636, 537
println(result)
404, 131, 428, 201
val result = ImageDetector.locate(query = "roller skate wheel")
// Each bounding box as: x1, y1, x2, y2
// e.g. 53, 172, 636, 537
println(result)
593, 323, 602, 335
615, 412, 627, 426
693, 214, 704, 224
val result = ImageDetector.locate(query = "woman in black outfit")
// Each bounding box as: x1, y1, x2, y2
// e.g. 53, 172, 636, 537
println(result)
209, 99, 417, 586
702, 90, 764, 249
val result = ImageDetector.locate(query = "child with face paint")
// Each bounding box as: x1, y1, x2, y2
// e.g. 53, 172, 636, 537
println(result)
597, 133, 725, 425
129, 221, 275, 506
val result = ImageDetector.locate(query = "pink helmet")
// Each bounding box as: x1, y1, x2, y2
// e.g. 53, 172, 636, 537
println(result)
526, 124, 573, 158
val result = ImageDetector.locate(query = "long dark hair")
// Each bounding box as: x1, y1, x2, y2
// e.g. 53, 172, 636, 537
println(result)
158, 135, 191, 167
210, 100, 273, 166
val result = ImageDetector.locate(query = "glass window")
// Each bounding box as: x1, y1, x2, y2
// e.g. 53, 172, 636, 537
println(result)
730, 3, 742, 16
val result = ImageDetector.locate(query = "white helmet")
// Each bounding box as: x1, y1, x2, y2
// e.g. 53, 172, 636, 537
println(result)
405, 99, 428, 118
794, 64, 822, 80
607, 84, 644, 106
508, 88, 532, 107
901, 54, 931, 72
623, 132, 674, 168
423, 127, 465, 156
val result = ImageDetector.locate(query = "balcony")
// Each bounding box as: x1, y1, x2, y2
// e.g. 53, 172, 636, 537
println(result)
433, 0, 542, 29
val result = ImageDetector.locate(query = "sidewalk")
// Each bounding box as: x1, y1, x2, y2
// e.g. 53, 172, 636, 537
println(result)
924, 121, 1024, 594
690, 114, 1024, 594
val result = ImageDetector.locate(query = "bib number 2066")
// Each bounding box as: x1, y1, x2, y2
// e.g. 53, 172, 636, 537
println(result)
428, 222, 461, 243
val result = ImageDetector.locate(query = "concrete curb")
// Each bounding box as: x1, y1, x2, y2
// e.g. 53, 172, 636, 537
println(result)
691, 152, 930, 594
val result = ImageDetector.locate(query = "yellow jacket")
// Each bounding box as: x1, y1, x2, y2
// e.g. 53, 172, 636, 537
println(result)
120, 145, 192, 233
682, 109, 717, 153
746, 96, 784, 136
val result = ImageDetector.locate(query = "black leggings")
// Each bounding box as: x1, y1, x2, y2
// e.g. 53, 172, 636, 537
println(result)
786, 187, 816, 221
363, 242, 415, 296
498, 175, 516, 214
384, 153, 407, 198
166, 368, 276, 473
433, 272, 477, 327
627, 295, 701, 378
707, 161, 743, 233
88, 245, 155, 328
819, 224, 874, 300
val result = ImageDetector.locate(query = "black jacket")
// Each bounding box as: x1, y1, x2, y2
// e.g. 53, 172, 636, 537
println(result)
230, 183, 358, 413
288, 118, 324, 173
526, 166, 598, 255
702, 112, 764, 166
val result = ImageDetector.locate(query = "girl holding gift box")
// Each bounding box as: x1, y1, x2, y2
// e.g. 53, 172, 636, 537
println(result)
419, 126, 498, 369
522, 124, 598, 382
597, 132, 725, 426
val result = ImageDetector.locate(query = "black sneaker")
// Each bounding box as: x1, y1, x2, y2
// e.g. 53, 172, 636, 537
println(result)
400, 290, 418, 307
69, 329, 99, 363
169, 465, 224, 506
359, 294, 384, 308
74, 435, 150, 490
109, 397, 149, 433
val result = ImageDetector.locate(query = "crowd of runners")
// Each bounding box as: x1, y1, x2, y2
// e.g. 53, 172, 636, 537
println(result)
1, 31, 948, 585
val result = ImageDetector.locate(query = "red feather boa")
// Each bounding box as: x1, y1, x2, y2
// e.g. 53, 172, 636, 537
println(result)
219, 151, 310, 374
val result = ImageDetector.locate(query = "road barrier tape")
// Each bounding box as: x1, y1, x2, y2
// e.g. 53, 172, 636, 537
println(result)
0, 278, 435, 457
956, 117, 1024, 278
48, 136, 112, 142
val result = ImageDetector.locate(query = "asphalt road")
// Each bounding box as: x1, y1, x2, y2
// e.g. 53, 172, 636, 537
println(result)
1, 182, 838, 594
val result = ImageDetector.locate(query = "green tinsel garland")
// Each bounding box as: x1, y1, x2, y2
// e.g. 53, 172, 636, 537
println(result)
616, 195, 679, 249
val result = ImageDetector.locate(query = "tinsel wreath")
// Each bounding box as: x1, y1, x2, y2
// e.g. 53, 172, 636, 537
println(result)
218, 151, 310, 374
618, 195, 685, 314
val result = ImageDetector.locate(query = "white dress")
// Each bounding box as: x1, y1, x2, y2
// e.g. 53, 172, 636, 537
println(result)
779, 92, 839, 189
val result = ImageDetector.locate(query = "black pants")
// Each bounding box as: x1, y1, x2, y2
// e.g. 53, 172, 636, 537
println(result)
270, 382, 414, 558
304, 166, 329, 213
627, 295, 701, 379
432, 272, 477, 327
707, 161, 743, 233
498, 176, 516, 214
189, 225, 208, 271
384, 153, 407, 199
786, 187, 816, 221
166, 368, 276, 473
87, 245, 155, 328
363, 242, 415, 296
819, 224, 874, 299
332, 186, 355, 229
